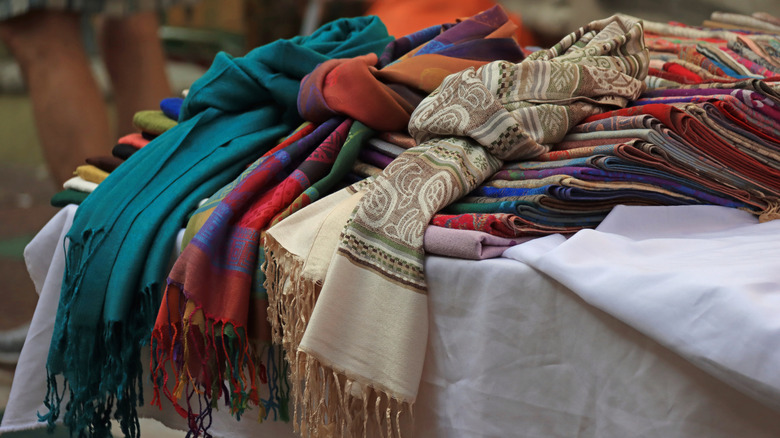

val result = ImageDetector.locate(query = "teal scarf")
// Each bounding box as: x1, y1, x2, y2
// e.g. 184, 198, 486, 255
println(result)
41, 16, 392, 437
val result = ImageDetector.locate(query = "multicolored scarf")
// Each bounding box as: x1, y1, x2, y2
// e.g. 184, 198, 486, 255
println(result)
151, 118, 356, 428
264, 14, 647, 437
297, 5, 525, 132
41, 16, 392, 438
434, 79, 780, 235
151, 6, 525, 435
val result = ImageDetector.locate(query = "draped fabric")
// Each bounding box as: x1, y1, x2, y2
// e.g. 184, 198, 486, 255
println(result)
41, 16, 392, 438
297, 5, 526, 131
149, 6, 526, 436
40, 7, 780, 438
151, 118, 356, 428
267, 122, 378, 227
264, 14, 647, 437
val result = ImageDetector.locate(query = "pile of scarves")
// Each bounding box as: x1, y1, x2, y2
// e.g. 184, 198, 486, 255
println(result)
430, 13, 780, 238
41, 16, 394, 437
642, 11, 780, 88
151, 6, 526, 435
40, 6, 780, 438
50, 98, 183, 207
436, 82, 780, 234
263, 14, 647, 437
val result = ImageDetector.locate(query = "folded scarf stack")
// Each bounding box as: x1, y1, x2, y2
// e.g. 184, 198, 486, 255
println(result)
432, 13, 780, 238
49, 99, 182, 208
438, 83, 780, 233
642, 11, 780, 88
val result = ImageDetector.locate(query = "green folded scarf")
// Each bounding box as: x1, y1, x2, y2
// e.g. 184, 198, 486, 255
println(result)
131, 110, 177, 135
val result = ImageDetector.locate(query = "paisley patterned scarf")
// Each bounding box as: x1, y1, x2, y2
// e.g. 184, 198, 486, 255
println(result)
264, 14, 648, 437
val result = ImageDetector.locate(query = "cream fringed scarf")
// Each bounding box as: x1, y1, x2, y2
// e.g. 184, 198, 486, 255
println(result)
264, 15, 648, 437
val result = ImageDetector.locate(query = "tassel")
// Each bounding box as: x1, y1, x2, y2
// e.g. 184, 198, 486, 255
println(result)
264, 234, 414, 437
150, 281, 265, 436
759, 201, 780, 223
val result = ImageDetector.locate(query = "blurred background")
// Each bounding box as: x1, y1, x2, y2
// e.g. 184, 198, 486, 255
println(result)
1, 0, 779, 415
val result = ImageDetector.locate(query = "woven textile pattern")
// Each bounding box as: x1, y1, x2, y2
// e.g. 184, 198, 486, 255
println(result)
265, 14, 648, 438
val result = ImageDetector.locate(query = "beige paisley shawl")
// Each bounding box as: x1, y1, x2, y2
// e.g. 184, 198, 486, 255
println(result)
264, 14, 648, 437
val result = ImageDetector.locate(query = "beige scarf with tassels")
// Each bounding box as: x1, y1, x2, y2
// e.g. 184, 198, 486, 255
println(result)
264, 14, 648, 437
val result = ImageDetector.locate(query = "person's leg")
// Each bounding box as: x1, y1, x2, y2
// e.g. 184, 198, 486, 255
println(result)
0, 10, 112, 186
99, 11, 172, 137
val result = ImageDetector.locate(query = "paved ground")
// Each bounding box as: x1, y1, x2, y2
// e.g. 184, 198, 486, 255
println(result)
0, 165, 56, 332
0, 93, 60, 415
0, 93, 59, 328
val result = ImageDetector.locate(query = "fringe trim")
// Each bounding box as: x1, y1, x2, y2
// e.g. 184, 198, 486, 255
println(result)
759, 200, 780, 223
264, 233, 413, 438
42, 228, 155, 438
255, 342, 292, 423
150, 284, 258, 436
150, 282, 291, 436
42, 305, 151, 438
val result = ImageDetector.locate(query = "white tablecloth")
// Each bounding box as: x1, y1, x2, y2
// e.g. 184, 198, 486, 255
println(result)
3, 204, 780, 437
